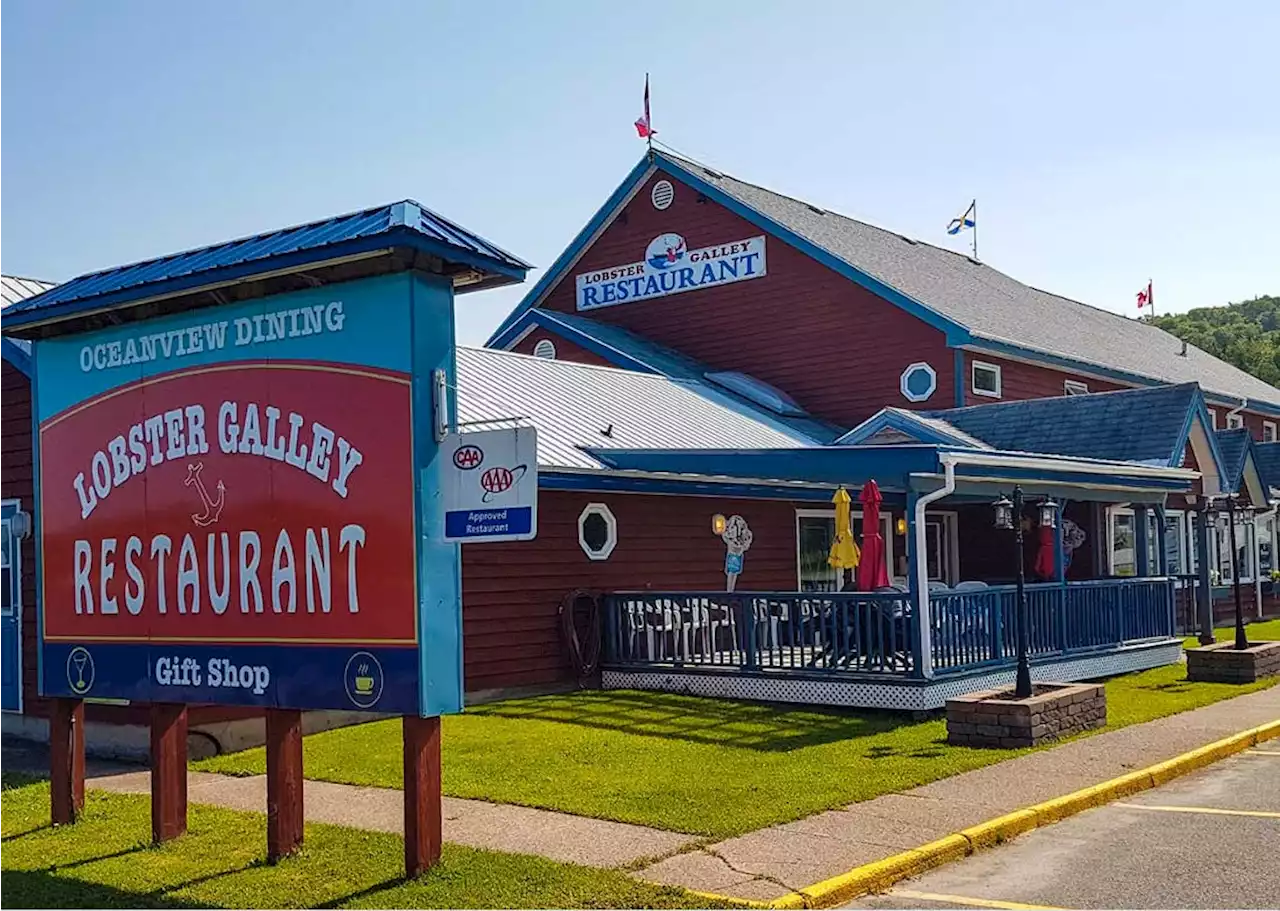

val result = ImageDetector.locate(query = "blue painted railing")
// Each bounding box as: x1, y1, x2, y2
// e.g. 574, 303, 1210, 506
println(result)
928, 577, 1176, 675
602, 591, 919, 676
603, 577, 1176, 680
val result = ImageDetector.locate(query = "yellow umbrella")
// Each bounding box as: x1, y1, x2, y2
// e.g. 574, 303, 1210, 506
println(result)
828, 486, 861, 570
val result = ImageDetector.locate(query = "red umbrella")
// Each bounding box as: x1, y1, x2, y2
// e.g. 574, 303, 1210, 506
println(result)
856, 480, 890, 590
1033, 524, 1056, 580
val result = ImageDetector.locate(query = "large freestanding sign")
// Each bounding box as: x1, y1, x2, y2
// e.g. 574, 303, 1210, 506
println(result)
34, 272, 463, 717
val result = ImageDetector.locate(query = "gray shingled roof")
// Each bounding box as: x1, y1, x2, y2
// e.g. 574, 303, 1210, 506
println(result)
663, 153, 1280, 409
1, 275, 55, 308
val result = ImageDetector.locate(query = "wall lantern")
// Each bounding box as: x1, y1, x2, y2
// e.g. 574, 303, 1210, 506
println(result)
895, 517, 907, 536
711, 514, 727, 535
1038, 498, 1060, 529
992, 494, 1014, 531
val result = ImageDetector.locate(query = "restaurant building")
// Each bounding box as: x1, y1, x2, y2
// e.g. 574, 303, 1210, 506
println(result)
3, 153, 1279, 750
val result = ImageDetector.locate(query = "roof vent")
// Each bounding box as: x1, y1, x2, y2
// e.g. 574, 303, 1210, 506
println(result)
807, 204, 826, 215
651, 180, 675, 211
1179, 339, 1188, 357
897, 234, 919, 245
533, 338, 557, 360
704, 370, 807, 417
703, 167, 724, 179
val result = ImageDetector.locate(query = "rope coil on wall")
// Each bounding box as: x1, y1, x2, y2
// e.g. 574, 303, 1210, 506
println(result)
559, 589, 602, 680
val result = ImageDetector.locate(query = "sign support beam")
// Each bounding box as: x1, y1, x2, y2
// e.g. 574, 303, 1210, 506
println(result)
403, 714, 442, 877
150, 703, 188, 843
50, 697, 85, 824
266, 708, 305, 861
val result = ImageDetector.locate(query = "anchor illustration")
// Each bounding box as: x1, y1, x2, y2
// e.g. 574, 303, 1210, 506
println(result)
184, 462, 226, 527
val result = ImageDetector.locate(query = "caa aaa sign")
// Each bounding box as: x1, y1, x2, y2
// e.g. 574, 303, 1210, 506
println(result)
35, 273, 464, 715
443, 428, 538, 543
575, 232, 767, 311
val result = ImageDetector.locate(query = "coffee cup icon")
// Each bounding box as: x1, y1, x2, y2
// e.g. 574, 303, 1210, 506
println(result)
354, 665, 374, 696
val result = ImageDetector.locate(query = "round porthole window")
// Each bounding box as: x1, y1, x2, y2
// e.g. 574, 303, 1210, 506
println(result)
899, 362, 937, 403
533, 338, 557, 360
651, 180, 675, 211
578, 503, 617, 560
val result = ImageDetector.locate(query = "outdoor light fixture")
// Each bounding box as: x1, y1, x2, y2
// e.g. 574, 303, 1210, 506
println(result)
994, 487, 1033, 698
1038, 498, 1060, 529
896, 517, 907, 536
992, 495, 1014, 531
711, 514, 727, 535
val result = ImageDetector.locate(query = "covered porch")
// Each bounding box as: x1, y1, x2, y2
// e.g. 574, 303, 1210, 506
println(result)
592, 443, 1197, 710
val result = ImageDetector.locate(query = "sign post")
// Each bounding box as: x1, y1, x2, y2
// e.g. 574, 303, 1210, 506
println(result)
28, 271, 468, 866
5, 202, 530, 876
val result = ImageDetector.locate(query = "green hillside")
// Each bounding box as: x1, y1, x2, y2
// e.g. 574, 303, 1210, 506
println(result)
1151, 295, 1280, 386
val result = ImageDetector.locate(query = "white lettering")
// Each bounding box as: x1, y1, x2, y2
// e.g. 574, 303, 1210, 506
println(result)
74, 540, 93, 614
339, 524, 365, 613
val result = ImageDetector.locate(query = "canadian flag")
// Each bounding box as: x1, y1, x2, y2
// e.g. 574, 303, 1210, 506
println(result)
1136, 279, 1153, 310
634, 75, 654, 139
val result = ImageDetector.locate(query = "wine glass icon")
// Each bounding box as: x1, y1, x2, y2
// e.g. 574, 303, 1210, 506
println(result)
66, 648, 94, 694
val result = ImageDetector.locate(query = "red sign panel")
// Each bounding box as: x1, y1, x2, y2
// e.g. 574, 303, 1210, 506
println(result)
40, 361, 416, 646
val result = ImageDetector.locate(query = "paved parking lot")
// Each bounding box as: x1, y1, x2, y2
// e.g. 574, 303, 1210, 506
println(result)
847, 747, 1280, 910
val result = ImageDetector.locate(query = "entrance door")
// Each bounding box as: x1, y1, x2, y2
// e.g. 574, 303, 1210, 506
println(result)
1, 500, 23, 712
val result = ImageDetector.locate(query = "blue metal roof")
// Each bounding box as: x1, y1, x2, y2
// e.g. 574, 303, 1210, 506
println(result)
916, 383, 1204, 466
1, 200, 531, 335
1254, 441, 1280, 492
1214, 428, 1252, 492
1, 337, 32, 377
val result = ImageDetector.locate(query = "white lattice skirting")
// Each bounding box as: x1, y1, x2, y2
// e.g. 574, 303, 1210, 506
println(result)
601, 640, 1183, 711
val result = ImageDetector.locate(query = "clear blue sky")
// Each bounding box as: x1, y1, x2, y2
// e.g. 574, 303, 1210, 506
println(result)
4, 0, 1277, 345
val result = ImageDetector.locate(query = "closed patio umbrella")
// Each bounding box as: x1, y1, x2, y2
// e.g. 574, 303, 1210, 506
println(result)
828, 486, 861, 590
1033, 523, 1056, 580
856, 480, 890, 590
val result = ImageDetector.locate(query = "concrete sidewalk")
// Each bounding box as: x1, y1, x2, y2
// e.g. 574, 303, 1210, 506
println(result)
635, 686, 1280, 903
89, 769, 693, 869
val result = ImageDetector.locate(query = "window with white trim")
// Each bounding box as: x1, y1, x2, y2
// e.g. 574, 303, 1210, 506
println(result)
578, 503, 617, 560
795, 509, 894, 591
1260, 514, 1275, 578
1063, 379, 1089, 396
1208, 408, 1218, 429
971, 361, 1002, 398
1226, 412, 1244, 430
1211, 512, 1255, 585
1264, 421, 1277, 443
1107, 506, 1160, 577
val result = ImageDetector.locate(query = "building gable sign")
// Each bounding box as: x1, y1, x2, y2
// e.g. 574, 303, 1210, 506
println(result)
575, 232, 766, 312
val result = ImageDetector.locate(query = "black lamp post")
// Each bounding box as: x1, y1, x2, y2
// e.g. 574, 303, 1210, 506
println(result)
1214, 494, 1250, 651
993, 488, 1059, 698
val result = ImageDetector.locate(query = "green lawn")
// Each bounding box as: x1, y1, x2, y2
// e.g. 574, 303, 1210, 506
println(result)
196, 660, 1276, 839
0, 774, 722, 910
1183, 616, 1280, 648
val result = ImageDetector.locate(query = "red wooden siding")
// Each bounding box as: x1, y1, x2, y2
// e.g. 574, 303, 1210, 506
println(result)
960, 352, 1124, 405
535, 169, 954, 428
510, 330, 613, 367
460, 490, 810, 693
2, 361, 40, 717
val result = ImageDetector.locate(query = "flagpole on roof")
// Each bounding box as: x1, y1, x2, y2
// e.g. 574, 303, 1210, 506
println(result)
647, 73, 654, 156
971, 198, 977, 261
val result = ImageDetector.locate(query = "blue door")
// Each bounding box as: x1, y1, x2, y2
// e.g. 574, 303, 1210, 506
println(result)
1, 500, 24, 713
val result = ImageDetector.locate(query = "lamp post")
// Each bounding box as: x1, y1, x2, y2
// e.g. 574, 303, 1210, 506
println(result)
993, 489, 1059, 698
1215, 494, 1250, 651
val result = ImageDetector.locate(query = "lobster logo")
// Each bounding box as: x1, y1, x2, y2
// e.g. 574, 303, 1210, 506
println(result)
184, 462, 226, 527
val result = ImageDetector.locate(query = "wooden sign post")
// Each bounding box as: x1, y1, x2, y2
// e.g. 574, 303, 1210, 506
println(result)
403, 715, 443, 876
49, 697, 85, 825
150, 703, 188, 843
266, 709, 305, 861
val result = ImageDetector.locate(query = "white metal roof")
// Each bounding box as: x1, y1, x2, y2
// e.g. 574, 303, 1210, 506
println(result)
1, 275, 55, 308
456, 346, 814, 470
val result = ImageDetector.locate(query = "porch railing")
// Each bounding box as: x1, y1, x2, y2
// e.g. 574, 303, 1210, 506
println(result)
928, 577, 1176, 675
601, 591, 918, 676
601, 577, 1177, 680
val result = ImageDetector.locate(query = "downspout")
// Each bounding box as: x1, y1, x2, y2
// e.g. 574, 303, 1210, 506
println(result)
913, 455, 957, 678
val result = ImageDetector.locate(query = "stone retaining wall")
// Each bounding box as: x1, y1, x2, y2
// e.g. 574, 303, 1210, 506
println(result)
1186, 640, 1280, 684
946, 682, 1107, 748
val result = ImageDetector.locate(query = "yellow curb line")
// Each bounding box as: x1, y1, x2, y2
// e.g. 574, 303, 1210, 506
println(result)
691, 718, 1280, 909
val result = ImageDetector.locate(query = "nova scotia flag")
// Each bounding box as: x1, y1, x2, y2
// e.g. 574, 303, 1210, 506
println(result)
947, 200, 976, 235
